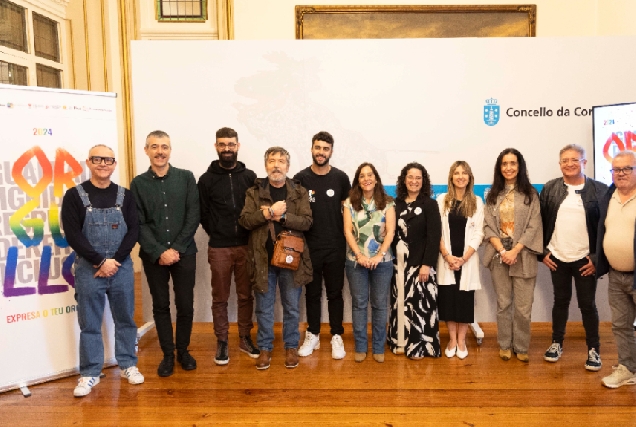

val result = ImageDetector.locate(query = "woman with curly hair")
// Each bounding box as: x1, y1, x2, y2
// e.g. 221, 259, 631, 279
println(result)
436, 161, 484, 360
483, 148, 542, 363
344, 163, 396, 363
387, 162, 442, 359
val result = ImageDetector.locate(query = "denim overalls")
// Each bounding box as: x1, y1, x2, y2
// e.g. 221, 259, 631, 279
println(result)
74, 184, 137, 377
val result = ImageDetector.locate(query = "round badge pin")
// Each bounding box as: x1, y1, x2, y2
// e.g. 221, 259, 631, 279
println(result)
286, 255, 294, 264
327, 189, 335, 197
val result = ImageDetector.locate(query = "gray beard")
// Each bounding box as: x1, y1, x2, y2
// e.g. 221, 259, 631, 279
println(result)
268, 174, 286, 185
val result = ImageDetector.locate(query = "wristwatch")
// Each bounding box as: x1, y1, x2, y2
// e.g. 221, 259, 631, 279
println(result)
280, 213, 286, 224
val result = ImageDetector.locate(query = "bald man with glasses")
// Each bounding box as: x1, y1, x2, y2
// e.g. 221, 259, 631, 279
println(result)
62, 144, 143, 397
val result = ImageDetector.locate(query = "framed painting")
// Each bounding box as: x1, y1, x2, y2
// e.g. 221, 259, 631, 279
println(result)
295, 5, 536, 39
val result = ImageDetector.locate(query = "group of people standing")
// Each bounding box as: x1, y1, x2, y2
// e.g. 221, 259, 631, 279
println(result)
61, 127, 636, 398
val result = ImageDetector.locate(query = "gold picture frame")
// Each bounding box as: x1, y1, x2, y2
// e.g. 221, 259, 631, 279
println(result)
295, 5, 536, 39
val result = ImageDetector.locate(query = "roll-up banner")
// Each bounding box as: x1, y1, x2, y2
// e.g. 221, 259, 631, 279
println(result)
0, 85, 118, 393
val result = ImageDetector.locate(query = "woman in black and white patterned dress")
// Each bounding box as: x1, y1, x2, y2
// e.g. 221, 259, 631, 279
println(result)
387, 162, 442, 359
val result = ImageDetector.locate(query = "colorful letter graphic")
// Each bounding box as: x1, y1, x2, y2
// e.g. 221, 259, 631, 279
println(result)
602, 131, 636, 162
3, 146, 82, 297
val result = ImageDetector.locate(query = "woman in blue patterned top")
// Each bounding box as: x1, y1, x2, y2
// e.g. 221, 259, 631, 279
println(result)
343, 163, 396, 363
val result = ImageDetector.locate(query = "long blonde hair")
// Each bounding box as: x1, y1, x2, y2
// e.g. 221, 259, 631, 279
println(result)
443, 161, 477, 218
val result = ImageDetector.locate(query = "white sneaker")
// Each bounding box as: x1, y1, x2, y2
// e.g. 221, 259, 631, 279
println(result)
602, 364, 636, 389
120, 366, 145, 385
331, 334, 346, 360
74, 376, 100, 397
298, 331, 320, 357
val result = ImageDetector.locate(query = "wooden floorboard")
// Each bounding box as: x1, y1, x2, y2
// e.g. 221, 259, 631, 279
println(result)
1, 322, 636, 426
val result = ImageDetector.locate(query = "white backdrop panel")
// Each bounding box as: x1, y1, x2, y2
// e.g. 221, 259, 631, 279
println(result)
130, 37, 636, 324
0, 85, 118, 392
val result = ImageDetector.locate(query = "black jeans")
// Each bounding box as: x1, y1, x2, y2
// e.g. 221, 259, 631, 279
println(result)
142, 253, 196, 356
550, 255, 600, 350
305, 247, 345, 336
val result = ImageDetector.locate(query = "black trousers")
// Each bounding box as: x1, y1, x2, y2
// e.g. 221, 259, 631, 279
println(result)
550, 255, 600, 350
142, 253, 196, 356
305, 247, 345, 336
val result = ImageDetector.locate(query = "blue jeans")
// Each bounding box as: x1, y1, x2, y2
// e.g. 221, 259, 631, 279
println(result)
255, 266, 302, 351
75, 256, 137, 376
74, 184, 137, 377
346, 259, 393, 354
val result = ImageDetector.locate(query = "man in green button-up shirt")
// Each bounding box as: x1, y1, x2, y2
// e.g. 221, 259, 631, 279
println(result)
131, 130, 200, 378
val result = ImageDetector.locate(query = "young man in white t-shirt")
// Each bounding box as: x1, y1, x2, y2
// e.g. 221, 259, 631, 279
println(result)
539, 144, 608, 371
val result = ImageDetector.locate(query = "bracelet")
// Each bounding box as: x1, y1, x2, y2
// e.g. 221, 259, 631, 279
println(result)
442, 252, 449, 258
499, 248, 506, 254
268, 207, 275, 218
97, 258, 106, 268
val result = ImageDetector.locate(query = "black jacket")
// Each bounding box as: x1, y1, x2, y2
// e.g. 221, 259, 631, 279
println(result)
198, 160, 256, 248
539, 176, 608, 265
391, 196, 441, 268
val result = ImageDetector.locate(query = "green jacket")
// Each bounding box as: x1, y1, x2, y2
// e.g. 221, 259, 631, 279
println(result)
239, 178, 313, 292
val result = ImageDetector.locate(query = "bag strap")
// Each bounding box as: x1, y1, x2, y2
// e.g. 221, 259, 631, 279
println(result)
268, 221, 277, 242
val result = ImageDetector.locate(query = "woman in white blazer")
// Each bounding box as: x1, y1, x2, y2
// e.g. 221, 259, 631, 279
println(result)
436, 161, 484, 360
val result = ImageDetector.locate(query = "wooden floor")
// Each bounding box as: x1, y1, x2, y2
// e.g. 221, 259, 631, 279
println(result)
1, 322, 636, 426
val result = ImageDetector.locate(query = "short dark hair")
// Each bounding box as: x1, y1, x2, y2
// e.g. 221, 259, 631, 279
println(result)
216, 127, 238, 141
312, 131, 334, 146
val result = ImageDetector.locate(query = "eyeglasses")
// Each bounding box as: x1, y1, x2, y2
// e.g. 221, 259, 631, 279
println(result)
610, 166, 635, 175
560, 158, 584, 165
217, 142, 237, 149
90, 156, 115, 165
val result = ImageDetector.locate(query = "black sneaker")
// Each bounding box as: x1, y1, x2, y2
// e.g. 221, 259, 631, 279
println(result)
215, 340, 229, 365
157, 354, 174, 377
239, 335, 261, 359
544, 342, 562, 362
177, 350, 197, 371
585, 348, 602, 372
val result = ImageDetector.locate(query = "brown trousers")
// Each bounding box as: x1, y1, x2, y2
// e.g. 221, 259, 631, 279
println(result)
208, 246, 254, 341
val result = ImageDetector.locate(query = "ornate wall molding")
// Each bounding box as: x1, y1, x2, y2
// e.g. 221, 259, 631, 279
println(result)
23, 0, 70, 18
216, 0, 233, 40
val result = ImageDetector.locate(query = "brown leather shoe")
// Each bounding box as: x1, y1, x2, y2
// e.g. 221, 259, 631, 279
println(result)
285, 348, 299, 368
256, 350, 271, 370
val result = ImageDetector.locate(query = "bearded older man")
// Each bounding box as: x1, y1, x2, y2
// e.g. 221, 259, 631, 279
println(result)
239, 147, 313, 370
